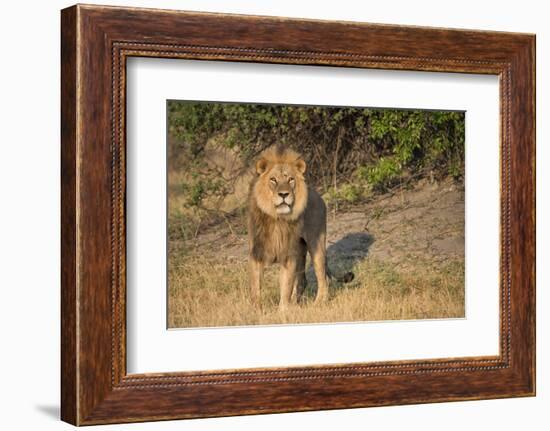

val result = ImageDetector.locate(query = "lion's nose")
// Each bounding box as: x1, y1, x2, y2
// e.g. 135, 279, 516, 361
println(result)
278, 192, 289, 199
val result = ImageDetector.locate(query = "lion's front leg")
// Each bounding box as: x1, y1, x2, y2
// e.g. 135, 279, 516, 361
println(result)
249, 257, 264, 306
279, 258, 297, 311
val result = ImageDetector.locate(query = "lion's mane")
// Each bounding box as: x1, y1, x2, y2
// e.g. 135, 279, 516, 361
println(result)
247, 146, 308, 264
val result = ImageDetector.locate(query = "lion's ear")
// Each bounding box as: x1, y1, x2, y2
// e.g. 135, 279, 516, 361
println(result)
295, 158, 306, 175
256, 158, 268, 175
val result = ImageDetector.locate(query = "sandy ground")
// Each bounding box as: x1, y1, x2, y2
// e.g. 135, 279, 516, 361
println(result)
175, 177, 464, 274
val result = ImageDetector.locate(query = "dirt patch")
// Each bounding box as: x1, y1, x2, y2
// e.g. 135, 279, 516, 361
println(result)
176, 177, 464, 269
332, 178, 463, 268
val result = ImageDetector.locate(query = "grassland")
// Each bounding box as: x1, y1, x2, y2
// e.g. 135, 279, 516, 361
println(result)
167, 175, 465, 328
168, 256, 464, 328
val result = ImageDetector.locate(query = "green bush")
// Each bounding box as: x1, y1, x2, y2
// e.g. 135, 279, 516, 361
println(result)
356, 157, 402, 191
324, 183, 366, 205
168, 102, 464, 206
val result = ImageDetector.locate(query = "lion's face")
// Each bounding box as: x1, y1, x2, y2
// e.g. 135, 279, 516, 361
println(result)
252, 147, 308, 220
266, 166, 297, 215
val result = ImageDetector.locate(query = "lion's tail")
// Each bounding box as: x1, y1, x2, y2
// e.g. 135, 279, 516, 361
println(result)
327, 268, 355, 284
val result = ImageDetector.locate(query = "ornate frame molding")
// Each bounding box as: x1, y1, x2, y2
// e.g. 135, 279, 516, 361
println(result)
61, 5, 535, 425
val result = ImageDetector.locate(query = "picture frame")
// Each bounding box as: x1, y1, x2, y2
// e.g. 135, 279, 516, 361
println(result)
60, 4, 535, 426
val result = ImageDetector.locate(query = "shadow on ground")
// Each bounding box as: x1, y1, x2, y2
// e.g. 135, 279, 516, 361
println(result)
35, 404, 59, 420
303, 232, 374, 298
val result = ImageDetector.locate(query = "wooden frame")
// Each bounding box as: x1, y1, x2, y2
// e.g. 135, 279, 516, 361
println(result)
61, 4, 535, 425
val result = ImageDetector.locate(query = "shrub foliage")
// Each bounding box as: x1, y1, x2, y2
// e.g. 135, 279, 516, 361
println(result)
168, 101, 464, 233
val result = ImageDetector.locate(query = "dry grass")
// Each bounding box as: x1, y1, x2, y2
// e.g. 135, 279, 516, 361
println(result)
167, 254, 464, 328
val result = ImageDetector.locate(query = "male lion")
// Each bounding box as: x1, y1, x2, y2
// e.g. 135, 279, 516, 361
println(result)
247, 145, 353, 310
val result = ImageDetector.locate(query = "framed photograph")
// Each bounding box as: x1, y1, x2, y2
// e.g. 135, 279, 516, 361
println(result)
61, 4, 535, 425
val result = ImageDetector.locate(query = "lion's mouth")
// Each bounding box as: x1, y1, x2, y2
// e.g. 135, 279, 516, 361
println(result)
275, 203, 292, 214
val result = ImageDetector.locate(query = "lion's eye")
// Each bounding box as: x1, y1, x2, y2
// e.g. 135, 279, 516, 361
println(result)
270, 177, 277, 184
288, 177, 295, 184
